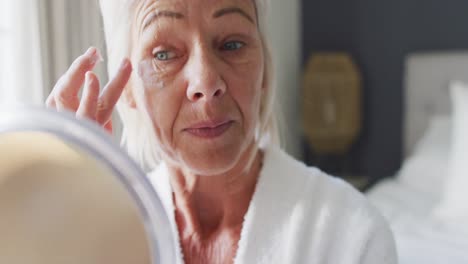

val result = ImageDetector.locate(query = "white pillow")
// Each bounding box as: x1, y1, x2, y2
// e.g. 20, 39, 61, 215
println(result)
433, 81, 468, 229
398, 116, 451, 198
411, 116, 452, 156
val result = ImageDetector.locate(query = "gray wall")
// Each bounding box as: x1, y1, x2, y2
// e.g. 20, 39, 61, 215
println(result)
302, 0, 468, 179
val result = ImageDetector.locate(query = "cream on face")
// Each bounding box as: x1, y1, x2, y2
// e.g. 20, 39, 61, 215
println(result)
137, 59, 166, 91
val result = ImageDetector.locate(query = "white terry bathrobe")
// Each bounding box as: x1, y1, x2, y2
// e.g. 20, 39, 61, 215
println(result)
149, 145, 398, 264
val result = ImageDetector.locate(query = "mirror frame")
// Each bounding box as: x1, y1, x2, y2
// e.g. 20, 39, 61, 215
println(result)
0, 106, 175, 264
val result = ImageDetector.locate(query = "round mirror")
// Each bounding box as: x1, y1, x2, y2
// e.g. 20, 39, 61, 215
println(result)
0, 107, 175, 264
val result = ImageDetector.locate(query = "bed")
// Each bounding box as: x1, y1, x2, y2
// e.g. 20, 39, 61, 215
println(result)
366, 52, 468, 264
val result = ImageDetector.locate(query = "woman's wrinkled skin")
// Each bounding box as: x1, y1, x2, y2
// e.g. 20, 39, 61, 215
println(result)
47, 0, 266, 263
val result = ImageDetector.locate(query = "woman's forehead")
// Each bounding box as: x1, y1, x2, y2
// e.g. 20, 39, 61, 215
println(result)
132, 0, 256, 19
133, 0, 254, 7
130, 0, 257, 35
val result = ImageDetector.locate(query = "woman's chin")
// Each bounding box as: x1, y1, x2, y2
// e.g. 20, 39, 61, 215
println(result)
179, 147, 243, 176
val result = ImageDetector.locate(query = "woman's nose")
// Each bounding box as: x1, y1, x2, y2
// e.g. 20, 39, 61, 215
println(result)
186, 51, 226, 102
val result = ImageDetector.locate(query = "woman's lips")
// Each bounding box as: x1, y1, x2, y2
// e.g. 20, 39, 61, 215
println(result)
184, 120, 234, 138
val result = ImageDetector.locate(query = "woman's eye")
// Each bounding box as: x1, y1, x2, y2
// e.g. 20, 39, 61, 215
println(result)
153, 50, 176, 61
222, 41, 245, 51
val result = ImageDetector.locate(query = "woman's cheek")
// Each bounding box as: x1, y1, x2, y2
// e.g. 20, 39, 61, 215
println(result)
227, 78, 259, 135
144, 77, 185, 154
136, 58, 180, 130
230, 58, 263, 93
137, 59, 169, 92
234, 63, 263, 133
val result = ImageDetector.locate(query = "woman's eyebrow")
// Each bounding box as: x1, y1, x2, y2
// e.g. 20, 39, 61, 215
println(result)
213, 7, 255, 24
142, 10, 185, 32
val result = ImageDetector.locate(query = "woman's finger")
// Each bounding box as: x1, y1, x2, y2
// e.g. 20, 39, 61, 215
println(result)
96, 58, 133, 124
54, 86, 80, 112
104, 120, 113, 134
52, 47, 102, 111
77, 72, 100, 121
45, 94, 57, 109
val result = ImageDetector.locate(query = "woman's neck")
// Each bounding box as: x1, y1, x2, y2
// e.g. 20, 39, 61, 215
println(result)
167, 146, 263, 238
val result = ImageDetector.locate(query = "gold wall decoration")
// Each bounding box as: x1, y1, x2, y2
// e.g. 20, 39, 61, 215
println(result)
302, 52, 362, 154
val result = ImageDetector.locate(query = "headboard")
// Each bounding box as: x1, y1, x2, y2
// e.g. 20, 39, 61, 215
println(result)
404, 51, 468, 157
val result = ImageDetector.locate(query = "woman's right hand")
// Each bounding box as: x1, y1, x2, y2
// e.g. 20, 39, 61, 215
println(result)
45, 47, 132, 134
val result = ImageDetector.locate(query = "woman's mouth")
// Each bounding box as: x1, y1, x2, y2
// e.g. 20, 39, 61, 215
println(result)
184, 120, 234, 138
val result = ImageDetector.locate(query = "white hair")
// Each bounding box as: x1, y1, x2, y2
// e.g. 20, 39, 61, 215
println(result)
99, 0, 279, 171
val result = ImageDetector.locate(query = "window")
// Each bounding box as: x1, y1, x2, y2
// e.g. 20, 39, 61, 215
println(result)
0, 1, 13, 101
0, 1, 43, 105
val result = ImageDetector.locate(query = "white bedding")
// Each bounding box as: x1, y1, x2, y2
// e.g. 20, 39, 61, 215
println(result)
368, 180, 468, 264
367, 116, 468, 264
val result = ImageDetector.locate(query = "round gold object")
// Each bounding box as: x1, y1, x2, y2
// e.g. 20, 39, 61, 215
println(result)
302, 53, 362, 154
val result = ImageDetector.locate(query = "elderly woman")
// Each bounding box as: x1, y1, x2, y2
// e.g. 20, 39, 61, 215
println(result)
46, 0, 397, 263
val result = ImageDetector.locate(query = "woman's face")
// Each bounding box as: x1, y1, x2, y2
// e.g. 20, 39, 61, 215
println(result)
130, 0, 264, 175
